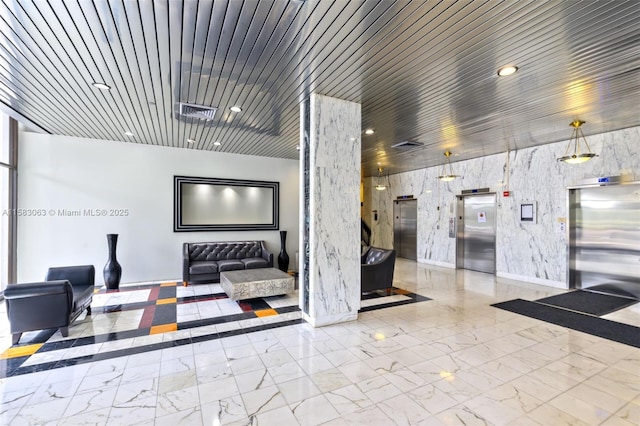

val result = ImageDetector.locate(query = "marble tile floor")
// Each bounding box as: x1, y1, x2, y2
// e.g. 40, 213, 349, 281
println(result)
0, 282, 424, 380
0, 281, 302, 376
0, 259, 638, 425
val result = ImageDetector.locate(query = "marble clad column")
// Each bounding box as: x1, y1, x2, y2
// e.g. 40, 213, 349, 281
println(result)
300, 93, 361, 327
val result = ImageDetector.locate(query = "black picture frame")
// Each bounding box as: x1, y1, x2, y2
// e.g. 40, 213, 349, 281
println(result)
174, 175, 279, 232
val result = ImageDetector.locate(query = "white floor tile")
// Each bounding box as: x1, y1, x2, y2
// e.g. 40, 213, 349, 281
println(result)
1, 260, 638, 426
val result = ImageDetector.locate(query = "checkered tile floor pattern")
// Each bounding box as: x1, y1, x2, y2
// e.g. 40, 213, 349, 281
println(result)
0, 282, 427, 378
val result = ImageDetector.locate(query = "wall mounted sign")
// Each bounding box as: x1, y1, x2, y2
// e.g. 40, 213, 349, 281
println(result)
520, 201, 536, 223
557, 217, 567, 234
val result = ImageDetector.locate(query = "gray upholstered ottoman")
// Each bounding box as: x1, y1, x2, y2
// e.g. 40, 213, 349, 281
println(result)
220, 268, 294, 301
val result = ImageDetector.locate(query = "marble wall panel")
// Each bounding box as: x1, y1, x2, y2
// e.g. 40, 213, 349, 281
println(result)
371, 182, 394, 249
368, 126, 640, 287
305, 94, 361, 326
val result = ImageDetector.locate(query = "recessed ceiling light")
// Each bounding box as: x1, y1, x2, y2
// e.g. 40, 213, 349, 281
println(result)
213, 141, 221, 146
365, 129, 375, 135
230, 106, 242, 113
92, 82, 111, 90
124, 131, 134, 137
497, 65, 518, 77
187, 139, 195, 144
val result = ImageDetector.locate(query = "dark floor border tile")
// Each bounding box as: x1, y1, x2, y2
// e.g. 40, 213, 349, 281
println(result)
177, 312, 255, 330
360, 299, 416, 312
98, 292, 230, 313
359, 291, 431, 313
0, 356, 30, 374
3, 318, 304, 378
20, 291, 422, 356
37, 306, 303, 355
275, 306, 301, 314
37, 329, 149, 354
177, 293, 228, 304
3, 289, 430, 378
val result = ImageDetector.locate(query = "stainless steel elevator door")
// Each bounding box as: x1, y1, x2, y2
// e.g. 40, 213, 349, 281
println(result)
393, 199, 417, 260
456, 193, 496, 274
570, 183, 640, 299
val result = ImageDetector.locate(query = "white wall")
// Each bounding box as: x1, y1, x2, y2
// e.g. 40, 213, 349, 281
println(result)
17, 132, 299, 284
367, 126, 640, 287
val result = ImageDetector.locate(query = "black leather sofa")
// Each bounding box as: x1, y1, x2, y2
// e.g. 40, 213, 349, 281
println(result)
361, 247, 396, 295
183, 241, 273, 284
4, 265, 95, 344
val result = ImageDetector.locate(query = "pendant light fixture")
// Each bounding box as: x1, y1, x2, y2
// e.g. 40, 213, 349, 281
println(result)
375, 167, 388, 190
437, 150, 460, 181
558, 120, 598, 164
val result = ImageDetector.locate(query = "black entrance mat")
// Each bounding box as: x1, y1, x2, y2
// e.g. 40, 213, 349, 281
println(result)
492, 299, 640, 348
535, 290, 638, 316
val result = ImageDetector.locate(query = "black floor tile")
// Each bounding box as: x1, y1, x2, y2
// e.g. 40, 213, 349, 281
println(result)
158, 286, 177, 299
151, 304, 177, 326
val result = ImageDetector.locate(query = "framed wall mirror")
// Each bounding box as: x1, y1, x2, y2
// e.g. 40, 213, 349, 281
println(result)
174, 176, 279, 232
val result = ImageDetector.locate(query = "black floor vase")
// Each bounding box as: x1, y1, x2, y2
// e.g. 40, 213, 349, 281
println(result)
278, 230, 289, 272
104, 234, 122, 290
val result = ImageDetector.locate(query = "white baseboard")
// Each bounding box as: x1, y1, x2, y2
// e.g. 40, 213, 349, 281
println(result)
497, 272, 567, 289
413, 261, 567, 289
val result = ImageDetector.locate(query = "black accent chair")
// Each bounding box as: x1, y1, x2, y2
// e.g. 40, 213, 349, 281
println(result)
361, 247, 396, 296
4, 265, 95, 344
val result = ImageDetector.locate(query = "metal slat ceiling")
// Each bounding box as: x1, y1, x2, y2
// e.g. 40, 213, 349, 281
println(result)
0, 0, 638, 177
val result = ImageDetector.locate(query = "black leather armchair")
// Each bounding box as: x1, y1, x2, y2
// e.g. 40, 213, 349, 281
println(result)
361, 247, 396, 295
4, 265, 95, 344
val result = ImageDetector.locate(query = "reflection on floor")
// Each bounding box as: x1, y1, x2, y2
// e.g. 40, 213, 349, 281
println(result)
0, 259, 638, 425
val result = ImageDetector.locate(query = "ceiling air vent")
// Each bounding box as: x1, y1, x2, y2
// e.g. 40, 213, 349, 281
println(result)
392, 141, 423, 149
179, 102, 217, 120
